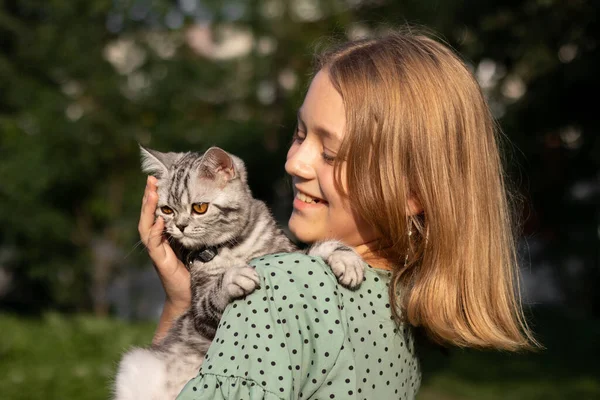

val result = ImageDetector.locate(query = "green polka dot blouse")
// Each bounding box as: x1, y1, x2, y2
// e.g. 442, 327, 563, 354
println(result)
177, 252, 421, 399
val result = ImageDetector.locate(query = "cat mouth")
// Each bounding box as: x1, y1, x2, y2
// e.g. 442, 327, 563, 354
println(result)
176, 234, 207, 248
168, 231, 198, 241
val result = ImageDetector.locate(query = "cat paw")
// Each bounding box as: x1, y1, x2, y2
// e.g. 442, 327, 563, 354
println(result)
223, 265, 260, 300
328, 249, 365, 289
308, 241, 365, 289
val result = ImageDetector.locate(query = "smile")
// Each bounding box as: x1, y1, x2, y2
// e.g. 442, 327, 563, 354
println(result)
297, 192, 320, 204
295, 190, 328, 205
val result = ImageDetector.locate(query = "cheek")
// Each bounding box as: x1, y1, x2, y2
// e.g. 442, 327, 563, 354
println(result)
320, 165, 348, 208
322, 171, 375, 243
161, 215, 176, 231
328, 204, 357, 234
190, 212, 216, 227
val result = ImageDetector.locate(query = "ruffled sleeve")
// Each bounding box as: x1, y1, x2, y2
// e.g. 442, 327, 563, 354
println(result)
177, 373, 284, 400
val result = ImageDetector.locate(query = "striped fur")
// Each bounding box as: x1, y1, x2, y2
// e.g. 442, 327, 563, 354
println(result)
114, 147, 364, 400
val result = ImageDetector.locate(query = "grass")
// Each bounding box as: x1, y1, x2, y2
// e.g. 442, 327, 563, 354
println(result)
0, 307, 598, 400
0, 313, 155, 400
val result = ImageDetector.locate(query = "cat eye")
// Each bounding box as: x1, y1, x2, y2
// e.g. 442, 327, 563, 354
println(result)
192, 203, 209, 215
160, 206, 174, 215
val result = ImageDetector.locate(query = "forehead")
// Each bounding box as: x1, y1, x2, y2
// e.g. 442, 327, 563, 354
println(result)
300, 70, 346, 141
157, 169, 220, 205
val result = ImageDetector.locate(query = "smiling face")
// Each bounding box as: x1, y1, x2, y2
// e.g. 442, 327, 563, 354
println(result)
285, 70, 379, 247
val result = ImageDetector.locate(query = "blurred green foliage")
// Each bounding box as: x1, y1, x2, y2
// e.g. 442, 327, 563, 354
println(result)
2, 0, 597, 317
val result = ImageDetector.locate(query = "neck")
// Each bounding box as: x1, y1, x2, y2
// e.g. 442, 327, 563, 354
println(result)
185, 245, 220, 265
353, 242, 394, 271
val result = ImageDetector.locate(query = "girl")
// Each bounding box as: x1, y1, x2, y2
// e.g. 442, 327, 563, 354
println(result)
138, 30, 537, 399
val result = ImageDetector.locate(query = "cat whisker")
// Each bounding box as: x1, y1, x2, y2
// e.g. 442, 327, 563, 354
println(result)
123, 239, 145, 259
123, 231, 169, 260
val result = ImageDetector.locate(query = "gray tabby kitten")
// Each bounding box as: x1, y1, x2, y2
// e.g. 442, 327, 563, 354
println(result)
114, 146, 364, 400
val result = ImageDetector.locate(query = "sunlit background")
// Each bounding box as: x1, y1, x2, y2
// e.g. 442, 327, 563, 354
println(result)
1, 0, 598, 399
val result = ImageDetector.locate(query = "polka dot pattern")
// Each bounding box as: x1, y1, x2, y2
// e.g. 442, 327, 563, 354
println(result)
177, 253, 421, 399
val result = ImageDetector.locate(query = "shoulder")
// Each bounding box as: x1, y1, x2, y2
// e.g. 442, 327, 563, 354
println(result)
225, 253, 344, 326
250, 252, 338, 290
243, 252, 349, 343
198, 252, 348, 397
250, 251, 327, 269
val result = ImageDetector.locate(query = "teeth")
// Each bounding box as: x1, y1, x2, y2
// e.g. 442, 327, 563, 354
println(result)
297, 192, 318, 204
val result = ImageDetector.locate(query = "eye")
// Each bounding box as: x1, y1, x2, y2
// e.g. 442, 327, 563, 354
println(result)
192, 203, 209, 214
321, 152, 336, 164
292, 124, 306, 143
160, 206, 174, 214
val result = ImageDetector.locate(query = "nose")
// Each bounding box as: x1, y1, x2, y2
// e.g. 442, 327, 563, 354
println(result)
176, 223, 188, 232
285, 141, 317, 180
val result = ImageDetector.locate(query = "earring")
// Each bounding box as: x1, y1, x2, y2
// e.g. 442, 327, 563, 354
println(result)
404, 223, 413, 268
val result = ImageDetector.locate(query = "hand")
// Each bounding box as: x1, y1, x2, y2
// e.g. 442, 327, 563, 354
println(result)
139, 176, 191, 312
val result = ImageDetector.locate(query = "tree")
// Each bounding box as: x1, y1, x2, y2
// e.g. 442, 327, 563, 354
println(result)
1, 0, 597, 316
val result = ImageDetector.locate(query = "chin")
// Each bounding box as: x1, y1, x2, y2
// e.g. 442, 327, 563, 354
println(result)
288, 218, 318, 245
177, 236, 203, 249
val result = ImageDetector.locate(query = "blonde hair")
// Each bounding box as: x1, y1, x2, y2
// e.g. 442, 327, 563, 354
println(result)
317, 30, 539, 351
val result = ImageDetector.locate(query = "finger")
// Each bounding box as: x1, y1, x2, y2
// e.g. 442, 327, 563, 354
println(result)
147, 216, 166, 255
141, 176, 158, 213
142, 176, 151, 203
148, 175, 158, 188
139, 190, 158, 238
147, 176, 158, 200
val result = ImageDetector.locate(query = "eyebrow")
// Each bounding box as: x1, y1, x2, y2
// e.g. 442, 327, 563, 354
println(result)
297, 110, 340, 143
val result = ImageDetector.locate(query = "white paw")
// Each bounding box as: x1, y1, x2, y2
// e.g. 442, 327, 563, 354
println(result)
223, 265, 260, 299
308, 241, 365, 289
328, 250, 365, 288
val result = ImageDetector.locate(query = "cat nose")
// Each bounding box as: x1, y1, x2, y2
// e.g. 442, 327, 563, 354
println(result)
177, 223, 188, 232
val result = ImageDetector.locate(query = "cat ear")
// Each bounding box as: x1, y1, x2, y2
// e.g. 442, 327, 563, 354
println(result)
139, 145, 179, 179
202, 147, 236, 181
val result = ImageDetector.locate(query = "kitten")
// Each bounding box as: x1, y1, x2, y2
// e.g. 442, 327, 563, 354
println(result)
113, 146, 365, 400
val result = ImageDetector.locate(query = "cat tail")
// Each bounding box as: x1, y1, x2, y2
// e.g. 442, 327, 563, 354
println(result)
113, 347, 168, 400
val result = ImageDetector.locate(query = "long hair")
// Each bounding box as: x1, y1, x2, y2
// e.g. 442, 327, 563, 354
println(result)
316, 30, 538, 350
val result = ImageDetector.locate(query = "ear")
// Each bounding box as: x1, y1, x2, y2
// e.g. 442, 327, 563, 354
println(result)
201, 147, 237, 182
139, 145, 179, 179
406, 195, 423, 216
